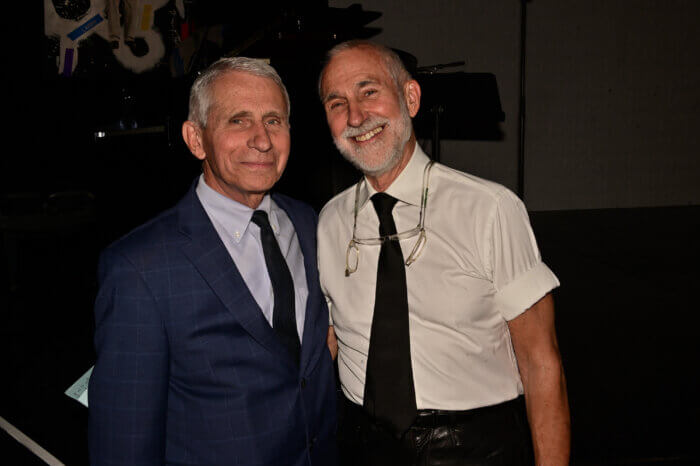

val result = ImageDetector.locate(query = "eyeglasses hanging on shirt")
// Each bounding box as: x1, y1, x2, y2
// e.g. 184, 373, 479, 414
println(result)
345, 161, 435, 276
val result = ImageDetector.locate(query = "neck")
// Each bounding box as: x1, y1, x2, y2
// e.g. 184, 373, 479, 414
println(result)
366, 136, 416, 192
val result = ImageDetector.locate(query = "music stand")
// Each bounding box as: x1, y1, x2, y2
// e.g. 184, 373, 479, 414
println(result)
413, 72, 505, 162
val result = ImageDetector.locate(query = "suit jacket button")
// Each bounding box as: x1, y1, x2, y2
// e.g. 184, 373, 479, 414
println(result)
301, 378, 307, 388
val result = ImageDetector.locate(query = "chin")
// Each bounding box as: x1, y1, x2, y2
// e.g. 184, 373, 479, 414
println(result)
344, 149, 400, 176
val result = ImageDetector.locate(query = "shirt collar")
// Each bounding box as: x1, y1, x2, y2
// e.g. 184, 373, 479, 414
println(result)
196, 174, 279, 244
356, 143, 432, 210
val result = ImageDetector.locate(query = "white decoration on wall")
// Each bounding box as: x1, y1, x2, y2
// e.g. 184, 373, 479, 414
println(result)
44, 0, 171, 75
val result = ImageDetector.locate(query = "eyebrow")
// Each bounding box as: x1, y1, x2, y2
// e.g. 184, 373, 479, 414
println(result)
228, 110, 286, 120
323, 92, 342, 104
323, 77, 382, 104
229, 111, 252, 120
262, 110, 285, 120
357, 79, 378, 88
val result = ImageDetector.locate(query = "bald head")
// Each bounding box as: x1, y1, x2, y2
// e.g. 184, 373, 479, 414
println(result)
319, 40, 413, 101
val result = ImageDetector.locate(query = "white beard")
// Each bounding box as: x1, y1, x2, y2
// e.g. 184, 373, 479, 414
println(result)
334, 99, 413, 177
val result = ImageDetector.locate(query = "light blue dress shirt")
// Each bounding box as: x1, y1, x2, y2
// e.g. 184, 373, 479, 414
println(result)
196, 175, 308, 341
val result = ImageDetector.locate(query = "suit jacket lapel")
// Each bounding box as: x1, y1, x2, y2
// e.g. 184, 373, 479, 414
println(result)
176, 184, 295, 366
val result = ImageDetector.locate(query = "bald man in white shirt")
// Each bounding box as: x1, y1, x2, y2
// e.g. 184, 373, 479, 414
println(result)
317, 40, 570, 466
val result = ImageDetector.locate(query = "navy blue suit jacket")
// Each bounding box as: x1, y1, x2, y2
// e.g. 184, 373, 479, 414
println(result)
88, 182, 338, 465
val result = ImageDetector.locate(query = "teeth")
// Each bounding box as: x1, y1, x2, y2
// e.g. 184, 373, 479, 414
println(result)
354, 125, 384, 142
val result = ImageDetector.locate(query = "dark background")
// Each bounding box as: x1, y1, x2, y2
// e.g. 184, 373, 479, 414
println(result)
1, 1, 698, 465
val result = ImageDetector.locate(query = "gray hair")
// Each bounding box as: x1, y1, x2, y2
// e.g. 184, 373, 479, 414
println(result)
318, 40, 413, 100
188, 57, 291, 127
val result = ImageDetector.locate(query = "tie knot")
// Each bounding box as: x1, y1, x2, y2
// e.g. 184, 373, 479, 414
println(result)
371, 193, 398, 215
371, 193, 399, 236
251, 210, 272, 232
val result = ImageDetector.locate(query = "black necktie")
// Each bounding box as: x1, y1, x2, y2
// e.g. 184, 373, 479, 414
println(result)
363, 193, 417, 435
251, 210, 300, 365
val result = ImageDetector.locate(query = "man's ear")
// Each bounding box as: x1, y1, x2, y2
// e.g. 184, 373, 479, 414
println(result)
403, 79, 421, 118
182, 121, 206, 161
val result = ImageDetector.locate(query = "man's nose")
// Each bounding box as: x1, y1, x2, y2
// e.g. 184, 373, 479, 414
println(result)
347, 101, 366, 128
248, 122, 272, 152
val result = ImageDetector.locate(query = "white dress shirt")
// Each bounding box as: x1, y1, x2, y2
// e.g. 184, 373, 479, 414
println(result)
196, 176, 308, 340
317, 145, 559, 410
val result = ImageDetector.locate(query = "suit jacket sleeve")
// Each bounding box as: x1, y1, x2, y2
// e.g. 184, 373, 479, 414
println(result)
88, 249, 169, 465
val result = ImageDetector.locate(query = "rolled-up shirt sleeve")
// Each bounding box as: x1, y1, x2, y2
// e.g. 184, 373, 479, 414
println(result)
488, 189, 560, 321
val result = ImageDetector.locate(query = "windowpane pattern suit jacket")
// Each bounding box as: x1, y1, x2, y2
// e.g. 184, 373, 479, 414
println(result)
88, 183, 338, 465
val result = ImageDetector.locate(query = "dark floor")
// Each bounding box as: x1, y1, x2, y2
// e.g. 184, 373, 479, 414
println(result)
530, 206, 699, 465
1, 204, 698, 465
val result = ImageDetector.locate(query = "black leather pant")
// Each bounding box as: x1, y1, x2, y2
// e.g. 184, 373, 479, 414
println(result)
338, 396, 534, 466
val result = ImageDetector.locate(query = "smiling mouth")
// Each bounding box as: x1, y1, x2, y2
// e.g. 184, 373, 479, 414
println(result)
353, 125, 385, 142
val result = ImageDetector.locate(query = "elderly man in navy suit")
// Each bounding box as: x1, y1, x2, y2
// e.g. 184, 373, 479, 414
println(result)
88, 57, 338, 465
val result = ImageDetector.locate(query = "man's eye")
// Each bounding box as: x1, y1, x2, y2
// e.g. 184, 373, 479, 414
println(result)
230, 118, 243, 124
266, 119, 281, 126
329, 101, 344, 110
364, 89, 377, 97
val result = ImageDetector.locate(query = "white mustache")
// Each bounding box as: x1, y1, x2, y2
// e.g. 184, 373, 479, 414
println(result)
341, 117, 390, 138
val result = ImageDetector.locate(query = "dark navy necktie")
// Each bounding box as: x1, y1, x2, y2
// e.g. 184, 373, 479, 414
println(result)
363, 193, 417, 435
251, 210, 300, 365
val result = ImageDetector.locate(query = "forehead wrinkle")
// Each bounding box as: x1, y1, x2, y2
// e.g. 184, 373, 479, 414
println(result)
212, 99, 287, 123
